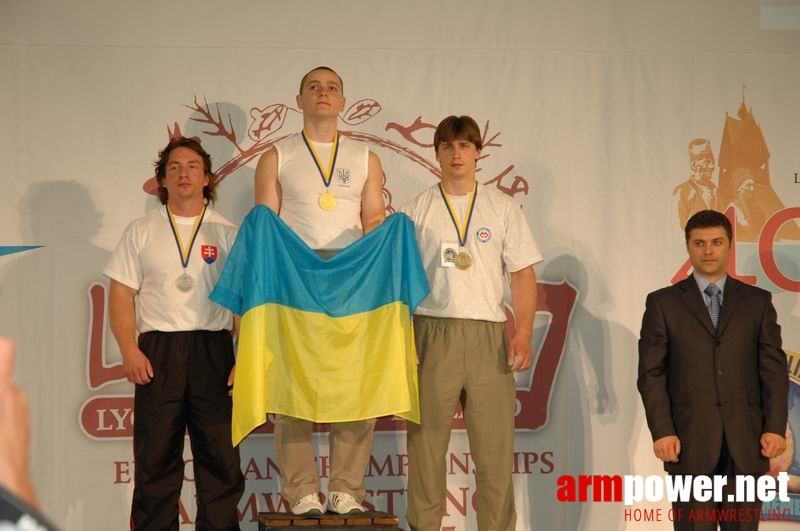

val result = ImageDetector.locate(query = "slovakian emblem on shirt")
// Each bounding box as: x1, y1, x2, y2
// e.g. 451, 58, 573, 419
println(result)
201, 245, 218, 264
336, 168, 351, 186
476, 227, 492, 243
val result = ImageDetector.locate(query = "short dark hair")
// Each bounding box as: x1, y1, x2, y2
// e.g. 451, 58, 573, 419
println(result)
299, 66, 344, 94
154, 137, 217, 205
684, 210, 732, 242
433, 115, 483, 153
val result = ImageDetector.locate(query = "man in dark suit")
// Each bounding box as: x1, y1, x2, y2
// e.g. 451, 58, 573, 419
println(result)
638, 209, 788, 530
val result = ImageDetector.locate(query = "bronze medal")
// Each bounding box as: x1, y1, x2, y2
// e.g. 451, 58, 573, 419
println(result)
454, 251, 472, 270
438, 183, 478, 271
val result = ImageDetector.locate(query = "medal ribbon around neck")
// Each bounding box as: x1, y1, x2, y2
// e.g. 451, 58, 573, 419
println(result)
438, 182, 478, 248
301, 130, 340, 189
166, 204, 207, 269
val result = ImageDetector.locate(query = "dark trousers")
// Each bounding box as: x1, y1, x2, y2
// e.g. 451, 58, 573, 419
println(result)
131, 330, 244, 531
672, 438, 763, 531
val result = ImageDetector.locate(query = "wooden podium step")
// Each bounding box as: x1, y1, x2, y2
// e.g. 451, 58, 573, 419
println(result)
257, 511, 400, 530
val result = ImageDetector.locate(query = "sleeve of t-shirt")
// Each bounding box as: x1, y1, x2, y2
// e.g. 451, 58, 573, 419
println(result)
103, 221, 143, 290
396, 196, 417, 222
502, 200, 543, 273
224, 222, 239, 256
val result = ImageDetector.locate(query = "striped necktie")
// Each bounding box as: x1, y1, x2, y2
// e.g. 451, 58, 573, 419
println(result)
704, 283, 721, 328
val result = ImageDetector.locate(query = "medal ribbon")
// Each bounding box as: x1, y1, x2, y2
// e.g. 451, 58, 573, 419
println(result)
437, 182, 478, 248
166, 204, 207, 269
301, 130, 340, 189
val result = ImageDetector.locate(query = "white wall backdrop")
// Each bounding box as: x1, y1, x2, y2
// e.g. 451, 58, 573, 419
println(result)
1, 1, 798, 529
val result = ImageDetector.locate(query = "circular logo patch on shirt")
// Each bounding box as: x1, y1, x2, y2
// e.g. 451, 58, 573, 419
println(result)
475, 227, 492, 243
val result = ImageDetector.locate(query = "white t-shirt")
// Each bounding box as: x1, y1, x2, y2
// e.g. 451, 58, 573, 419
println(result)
400, 184, 543, 322
275, 132, 369, 250
104, 206, 237, 333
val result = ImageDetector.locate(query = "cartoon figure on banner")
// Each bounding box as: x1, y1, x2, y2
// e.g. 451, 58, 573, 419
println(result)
724, 168, 764, 242
673, 138, 718, 230
673, 96, 800, 243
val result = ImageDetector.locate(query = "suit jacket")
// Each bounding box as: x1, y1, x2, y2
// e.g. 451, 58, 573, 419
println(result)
637, 276, 788, 475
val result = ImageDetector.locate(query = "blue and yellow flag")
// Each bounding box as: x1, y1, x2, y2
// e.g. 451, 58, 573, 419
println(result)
211, 206, 429, 445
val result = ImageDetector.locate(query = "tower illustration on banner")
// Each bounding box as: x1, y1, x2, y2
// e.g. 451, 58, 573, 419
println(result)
79, 92, 577, 440
674, 91, 800, 242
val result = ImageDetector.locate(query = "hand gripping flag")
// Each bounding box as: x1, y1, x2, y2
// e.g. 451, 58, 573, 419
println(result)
211, 206, 430, 445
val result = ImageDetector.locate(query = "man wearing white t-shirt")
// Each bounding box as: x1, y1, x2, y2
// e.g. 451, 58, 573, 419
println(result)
400, 115, 542, 531
105, 138, 244, 530
253, 66, 386, 516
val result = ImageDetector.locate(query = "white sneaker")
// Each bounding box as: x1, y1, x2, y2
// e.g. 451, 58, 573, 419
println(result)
327, 491, 366, 514
291, 493, 324, 516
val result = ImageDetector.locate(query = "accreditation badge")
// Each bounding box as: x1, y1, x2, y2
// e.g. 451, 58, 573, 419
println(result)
440, 243, 458, 268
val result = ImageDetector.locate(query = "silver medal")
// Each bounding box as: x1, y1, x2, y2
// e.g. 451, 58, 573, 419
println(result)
176, 272, 194, 293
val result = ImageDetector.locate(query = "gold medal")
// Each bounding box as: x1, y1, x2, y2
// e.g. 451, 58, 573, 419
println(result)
454, 251, 472, 270
318, 191, 338, 211
302, 130, 341, 213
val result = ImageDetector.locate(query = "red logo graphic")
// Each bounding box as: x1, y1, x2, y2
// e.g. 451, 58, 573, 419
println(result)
201, 245, 218, 264
140, 96, 530, 210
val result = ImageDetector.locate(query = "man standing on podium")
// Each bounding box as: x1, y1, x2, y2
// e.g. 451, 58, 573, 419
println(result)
105, 137, 244, 530
400, 115, 542, 530
253, 66, 386, 516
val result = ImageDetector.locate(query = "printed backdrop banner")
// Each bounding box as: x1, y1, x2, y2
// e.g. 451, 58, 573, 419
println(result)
0, 1, 798, 530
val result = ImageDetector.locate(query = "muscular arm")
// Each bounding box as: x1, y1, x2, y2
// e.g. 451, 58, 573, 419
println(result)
508, 266, 537, 371
254, 147, 281, 212
637, 292, 680, 458
108, 280, 153, 385
360, 150, 385, 234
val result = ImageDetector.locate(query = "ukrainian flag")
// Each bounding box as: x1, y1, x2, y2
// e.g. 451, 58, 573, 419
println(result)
211, 206, 429, 445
